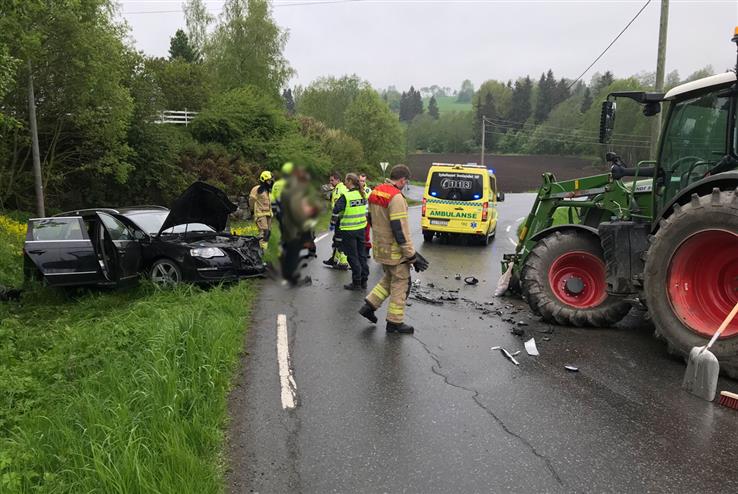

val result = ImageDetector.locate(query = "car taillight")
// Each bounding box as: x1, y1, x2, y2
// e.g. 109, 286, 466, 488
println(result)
482, 202, 488, 221
422, 197, 427, 217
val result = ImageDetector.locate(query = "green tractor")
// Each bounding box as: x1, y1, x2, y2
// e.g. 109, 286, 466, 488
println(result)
503, 31, 738, 375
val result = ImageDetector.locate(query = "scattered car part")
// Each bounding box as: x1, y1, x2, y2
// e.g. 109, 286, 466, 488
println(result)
524, 338, 539, 356
500, 347, 520, 366
464, 276, 479, 285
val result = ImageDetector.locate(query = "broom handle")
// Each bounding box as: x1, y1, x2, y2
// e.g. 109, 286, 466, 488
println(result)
706, 301, 738, 350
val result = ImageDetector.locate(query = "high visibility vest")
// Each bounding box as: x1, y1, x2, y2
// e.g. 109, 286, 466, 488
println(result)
331, 182, 348, 208
270, 178, 286, 204
339, 189, 368, 231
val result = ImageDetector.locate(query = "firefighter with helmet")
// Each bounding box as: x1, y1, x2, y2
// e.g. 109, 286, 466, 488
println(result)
250, 170, 274, 249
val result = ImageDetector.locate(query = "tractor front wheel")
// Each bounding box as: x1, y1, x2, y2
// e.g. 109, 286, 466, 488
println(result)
521, 230, 631, 327
644, 188, 738, 378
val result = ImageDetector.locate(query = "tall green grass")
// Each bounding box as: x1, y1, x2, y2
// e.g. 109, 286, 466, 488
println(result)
0, 282, 256, 492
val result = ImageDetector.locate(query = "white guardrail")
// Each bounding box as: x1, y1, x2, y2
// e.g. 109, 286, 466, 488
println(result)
155, 110, 198, 125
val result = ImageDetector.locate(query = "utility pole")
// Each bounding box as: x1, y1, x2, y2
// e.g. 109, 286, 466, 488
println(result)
27, 59, 45, 217
480, 116, 486, 167
650, 0, 669, 159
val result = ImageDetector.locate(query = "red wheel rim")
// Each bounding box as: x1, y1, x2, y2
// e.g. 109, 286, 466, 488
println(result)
667, 230, 738, 338
548, 251, 607, 309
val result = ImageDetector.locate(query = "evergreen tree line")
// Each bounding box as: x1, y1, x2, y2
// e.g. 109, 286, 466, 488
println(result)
403, 66, 715, 164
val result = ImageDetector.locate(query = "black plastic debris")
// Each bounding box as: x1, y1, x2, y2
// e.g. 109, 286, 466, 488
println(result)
454, 273, 461, 280
413, 293, 444, 305
464, 276, 479, 285
517, 321, 528, 326
511, 327, 525, 337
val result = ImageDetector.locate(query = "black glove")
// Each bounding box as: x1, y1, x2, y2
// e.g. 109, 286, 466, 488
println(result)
410, 252, 430, 272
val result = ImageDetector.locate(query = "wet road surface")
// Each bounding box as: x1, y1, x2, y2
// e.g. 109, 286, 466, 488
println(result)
227, 193, 738, 493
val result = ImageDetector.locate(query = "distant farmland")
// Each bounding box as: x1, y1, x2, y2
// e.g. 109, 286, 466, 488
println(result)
423, 95, 472, 113
406, 153, 603, 192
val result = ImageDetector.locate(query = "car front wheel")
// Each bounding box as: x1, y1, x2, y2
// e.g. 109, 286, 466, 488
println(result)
150, 259, 182, 287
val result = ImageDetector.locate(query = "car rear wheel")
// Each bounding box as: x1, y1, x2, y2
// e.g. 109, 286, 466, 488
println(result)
423, 231, 434, 243
644, 188, 738, 378
150, 259, 182, 287
521, 230, 631, 327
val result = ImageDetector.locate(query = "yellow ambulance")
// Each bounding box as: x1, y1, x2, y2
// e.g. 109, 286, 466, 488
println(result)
421, 163, 504, 245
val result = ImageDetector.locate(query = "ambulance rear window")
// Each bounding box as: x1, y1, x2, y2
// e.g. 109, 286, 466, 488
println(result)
428, 172, 484, 201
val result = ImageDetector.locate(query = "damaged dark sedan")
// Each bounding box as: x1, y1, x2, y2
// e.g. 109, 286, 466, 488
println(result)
24, 182, 265, 287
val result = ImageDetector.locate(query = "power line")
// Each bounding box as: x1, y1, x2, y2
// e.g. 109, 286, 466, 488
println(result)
567, 0, 653, 90
482, 115, 650, 141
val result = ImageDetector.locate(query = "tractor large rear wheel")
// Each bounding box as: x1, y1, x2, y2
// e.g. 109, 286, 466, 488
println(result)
521, 230, 631, 327
644, 188, 738, 378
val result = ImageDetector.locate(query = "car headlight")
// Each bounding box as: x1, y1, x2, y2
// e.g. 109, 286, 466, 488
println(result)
190, 247, 226, 259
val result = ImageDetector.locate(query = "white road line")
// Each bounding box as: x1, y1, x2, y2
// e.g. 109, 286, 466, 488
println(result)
505, 225, 511, 233
276, 314, 297, 410
508, 238, 517, 246
315, 232, 330, 243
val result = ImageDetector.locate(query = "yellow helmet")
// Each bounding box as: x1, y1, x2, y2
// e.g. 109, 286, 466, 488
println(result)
259, 170, 273, 182
281, 162, 294, 175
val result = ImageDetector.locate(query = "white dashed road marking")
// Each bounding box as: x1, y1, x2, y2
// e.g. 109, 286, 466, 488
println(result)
509, 238, 517, 246
276, 314, 297, 410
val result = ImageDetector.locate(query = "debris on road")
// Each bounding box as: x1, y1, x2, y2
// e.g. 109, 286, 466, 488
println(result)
718, 391, 738, 410
455, 273, 461, 280
524, 338, 539, 356
491, 346, 520, 366
564, 365, 579, 372
542, 337, 551, 342
494, 263, 513, 296
412, 293, 444, 305
464, 276, 479, 285
511, 327, 525, 337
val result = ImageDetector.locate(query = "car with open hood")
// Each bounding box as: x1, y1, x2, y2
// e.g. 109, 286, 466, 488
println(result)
23, 182, 265, 287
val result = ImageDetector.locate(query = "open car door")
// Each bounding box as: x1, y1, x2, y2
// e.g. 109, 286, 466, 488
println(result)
95, 212, 142, 284
24, 217, 107, 286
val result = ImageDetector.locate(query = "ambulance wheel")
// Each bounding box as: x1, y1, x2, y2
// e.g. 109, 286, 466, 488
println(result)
480, 233, 490, 246
423, 231, 434, 243
521, 230, 630, 327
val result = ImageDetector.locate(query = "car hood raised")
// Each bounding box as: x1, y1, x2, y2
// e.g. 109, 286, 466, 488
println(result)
158, 181, 237, 235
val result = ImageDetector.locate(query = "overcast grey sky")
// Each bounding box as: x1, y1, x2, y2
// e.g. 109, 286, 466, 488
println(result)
120, 0, 738, 90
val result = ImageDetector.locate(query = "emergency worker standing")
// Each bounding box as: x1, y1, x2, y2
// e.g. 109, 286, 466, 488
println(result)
270, 162, 293, 222
249, 170, 274, 249
331, 173, 369, 290
323, 171, 349, 270
359, 165, 429, 334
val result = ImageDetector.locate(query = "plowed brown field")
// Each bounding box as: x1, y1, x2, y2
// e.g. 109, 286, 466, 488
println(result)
406, 153, 605, 192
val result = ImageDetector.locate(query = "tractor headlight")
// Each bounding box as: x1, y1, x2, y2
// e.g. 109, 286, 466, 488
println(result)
190, 247, 225, 259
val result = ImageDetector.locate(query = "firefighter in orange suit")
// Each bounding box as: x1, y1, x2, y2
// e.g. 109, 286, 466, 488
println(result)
358, 164, 429, 334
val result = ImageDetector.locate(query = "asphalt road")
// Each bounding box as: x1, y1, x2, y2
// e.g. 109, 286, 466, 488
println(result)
227, 192, 738, 493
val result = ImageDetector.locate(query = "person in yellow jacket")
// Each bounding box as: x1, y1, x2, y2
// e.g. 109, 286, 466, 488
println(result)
331, 173, 369, 290
270, 162, 293, 215
358, 165, 429, 334
323, 171, 349, 269
249, 170, 274, 249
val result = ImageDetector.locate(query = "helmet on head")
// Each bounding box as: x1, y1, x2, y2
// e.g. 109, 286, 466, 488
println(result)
259, 170, 273, 182
281, 162, 294, 175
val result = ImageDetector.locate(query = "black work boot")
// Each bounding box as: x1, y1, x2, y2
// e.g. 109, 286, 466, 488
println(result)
323, 258, 336, 266
359, 303, 378, 324
360, 280, 368, 289
344, 283, 362, 291
386, 321, 414, 334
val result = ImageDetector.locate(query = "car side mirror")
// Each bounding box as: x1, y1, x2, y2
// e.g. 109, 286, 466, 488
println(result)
133, 230, 150, 242
497, 192, 505, 202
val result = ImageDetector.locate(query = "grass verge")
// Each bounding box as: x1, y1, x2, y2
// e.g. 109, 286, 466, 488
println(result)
0, 282, 257, 492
